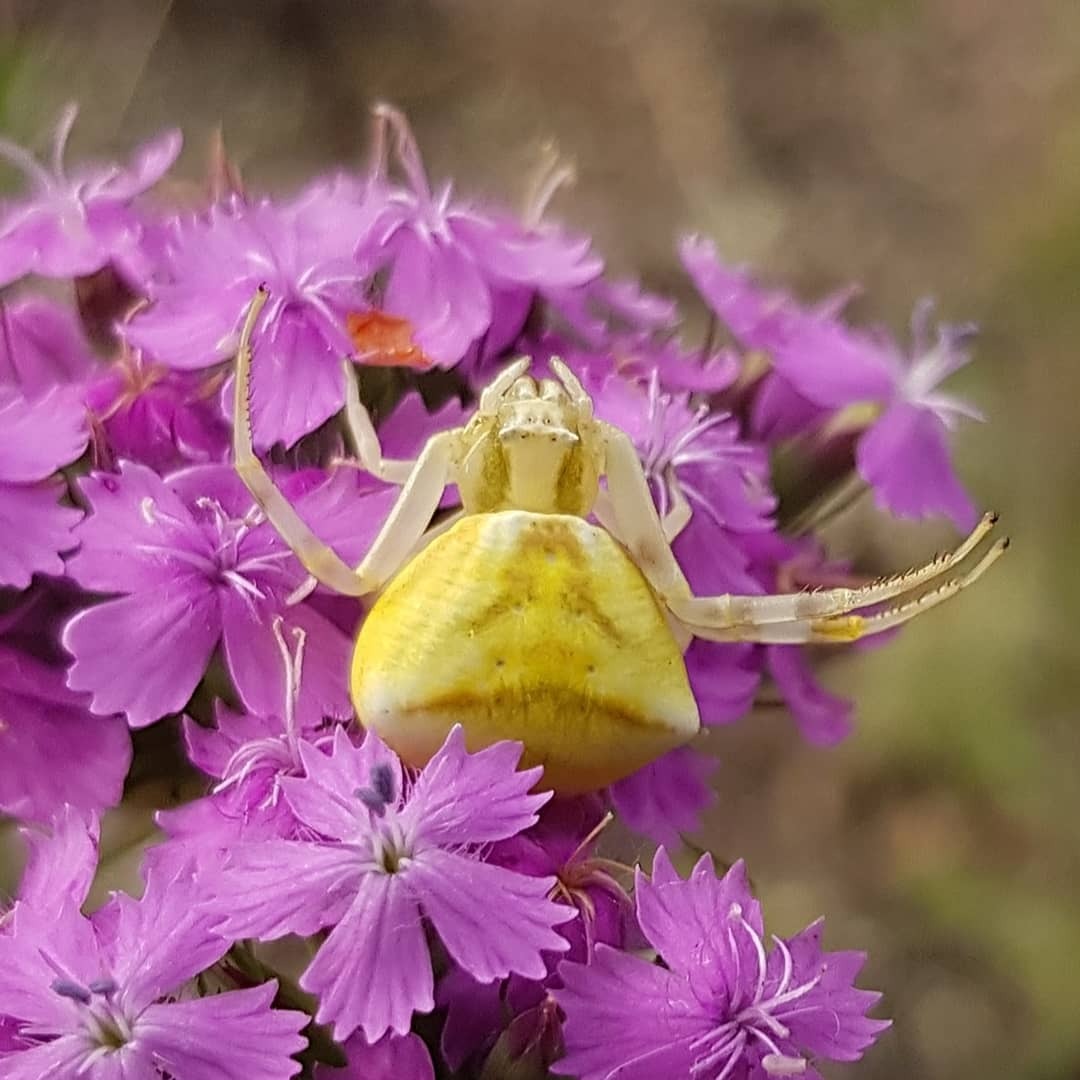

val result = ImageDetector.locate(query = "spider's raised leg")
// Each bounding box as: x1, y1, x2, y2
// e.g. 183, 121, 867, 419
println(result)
340, 359, 416, 485
234, 287, 460, 598
599, 420, 1005, 642
685, 539, 1007, 644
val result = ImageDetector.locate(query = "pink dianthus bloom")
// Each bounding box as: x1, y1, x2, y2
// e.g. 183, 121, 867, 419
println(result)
555, 848, 890, 1080
359, 105, 601, 368
125, 183, 375, 449
681, 235, 982, 529
209, 725, 574, 1043
63, 461, 387, 726
0, 104, 180, 288
0, 833, 307, 1079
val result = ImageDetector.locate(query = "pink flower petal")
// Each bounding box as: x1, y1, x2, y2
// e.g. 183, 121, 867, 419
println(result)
406, 848, 571, 983
215, 840, 359, 940
0, 386, 87, 483
404, 725, 548, 847
138, 983, 306, 1080
0, 296, 96, 396
220, 593, 351, 727
0, 479, 81, 588
302, 872, 433, 1042
326, 1031, 435, 1080
0, 646, 130, 822
767, 645, 854, 747
248, 308, 348, 450
283, 731, 402, 841
554, 944, 705, 1080
63, 581, 220, 726
0, 1035, 96, 1079
100, 129, 183, 202
633, 851, 758, 976
102, 872, 226, 1007
17, 805, 99, 914
67, 461, 206, 594
857, 401, 978, 529
383, 229, 492, 367
609, 746, 718, 845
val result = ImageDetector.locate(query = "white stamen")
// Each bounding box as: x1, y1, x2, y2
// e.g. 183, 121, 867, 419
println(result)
762, 1053, 808, 1076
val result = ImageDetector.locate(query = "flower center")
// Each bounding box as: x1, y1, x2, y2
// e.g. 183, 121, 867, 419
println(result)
354, 764, 414, 873
687, 905, 825, 1079
51, 975, 135, 1056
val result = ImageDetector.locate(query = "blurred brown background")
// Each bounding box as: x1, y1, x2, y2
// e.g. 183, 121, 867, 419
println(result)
2, 1, 1078, 1077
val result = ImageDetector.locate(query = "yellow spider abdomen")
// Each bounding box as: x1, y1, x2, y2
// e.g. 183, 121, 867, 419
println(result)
351, 511, 700, 792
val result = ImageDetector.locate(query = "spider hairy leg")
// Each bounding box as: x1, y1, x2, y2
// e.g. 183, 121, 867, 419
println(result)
233, 287, 462, 599
233, 286, 370, 596
340, 359, 415, 484
685, 537, 1009, 644
670, 511, 1002, 629
597, 417, 1006, 643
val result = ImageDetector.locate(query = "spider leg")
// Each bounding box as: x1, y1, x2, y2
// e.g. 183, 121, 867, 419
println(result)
598, 423, 694, 599
550, 357, 594, 418
234, 287, 459, 597
479, 356, 531, 412
661, 468, 692, 542
671, 510, 1001, 628
593, 477, 690, 543
340, 359, 415, 485
681, 538, 1008, 644
599, 421, 1005, 641
234, 287, 371, 596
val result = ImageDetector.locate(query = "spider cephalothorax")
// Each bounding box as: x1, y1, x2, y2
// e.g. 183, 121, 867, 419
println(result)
457, 366, 603, 516
233, 287, 1006, 791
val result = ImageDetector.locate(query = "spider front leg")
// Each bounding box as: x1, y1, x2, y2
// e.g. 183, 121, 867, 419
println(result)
234, 287, 460, 598
339, 359, 416, 485
599, 421, 1006, 645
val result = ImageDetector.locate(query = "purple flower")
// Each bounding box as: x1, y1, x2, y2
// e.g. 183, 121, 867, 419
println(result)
680, 235, 855, 364
770, 298, 982, 529
0, 386, 88, 588
210, 725, 574, 1042
0, 104, 180, 288
318, 1032, 435, 1080
493, 795, 635, 963
0, 296, 97, 397
556, 848, 889, 1080
62, 461, 383, 727
84, 349, 229, 471
682, 236, 981, 529
161, 616, 332, 860
359, 104, 600, 368
591, 369, 776, 588
0, 862, 307, 1079
125, 184, 375, 448
0, 644, 130, 824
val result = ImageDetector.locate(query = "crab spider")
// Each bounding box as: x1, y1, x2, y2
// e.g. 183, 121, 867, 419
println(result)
234, 286, 1007, 792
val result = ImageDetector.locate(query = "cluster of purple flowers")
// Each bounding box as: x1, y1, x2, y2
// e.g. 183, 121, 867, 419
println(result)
0, 102, 986, 1077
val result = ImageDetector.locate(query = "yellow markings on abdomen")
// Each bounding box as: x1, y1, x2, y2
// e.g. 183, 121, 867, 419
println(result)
351, 511, 700, 793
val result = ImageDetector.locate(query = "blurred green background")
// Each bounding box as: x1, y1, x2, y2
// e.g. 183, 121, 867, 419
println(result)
2, 1, 1078, 1077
